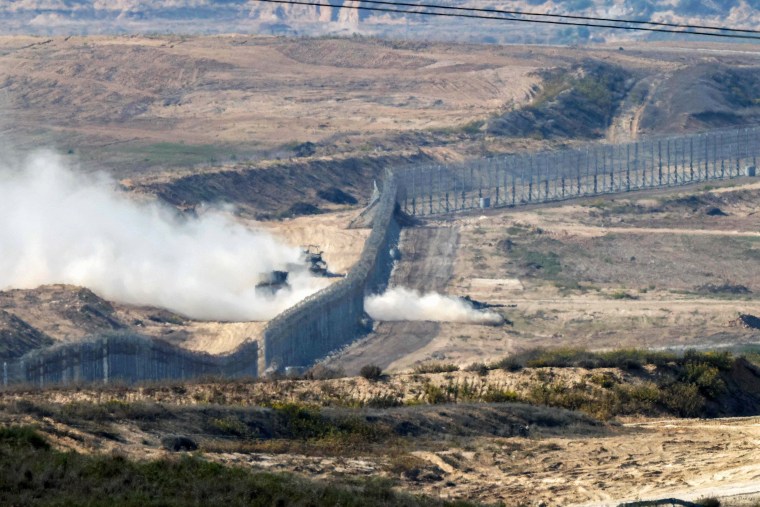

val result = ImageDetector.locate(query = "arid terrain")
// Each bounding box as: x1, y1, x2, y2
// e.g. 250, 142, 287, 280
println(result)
2, 34, 760, 506
327, 177, 760, 374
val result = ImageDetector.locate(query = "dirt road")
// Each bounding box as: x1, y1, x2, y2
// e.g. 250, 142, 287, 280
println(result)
325, 225, 459, 374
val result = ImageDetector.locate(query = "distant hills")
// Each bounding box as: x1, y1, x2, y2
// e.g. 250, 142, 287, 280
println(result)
3, 1, 760, 43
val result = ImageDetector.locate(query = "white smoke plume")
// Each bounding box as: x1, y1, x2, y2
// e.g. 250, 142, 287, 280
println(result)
0, 150, 328, 321
365, 287, 504, 325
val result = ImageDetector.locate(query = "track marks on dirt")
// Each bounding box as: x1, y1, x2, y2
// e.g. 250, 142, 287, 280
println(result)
326, 226, 459, 373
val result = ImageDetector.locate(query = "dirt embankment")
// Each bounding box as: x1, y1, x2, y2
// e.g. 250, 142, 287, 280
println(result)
639, 63, 760, 134
487, 60, 634, 140
139, 153, 431, 219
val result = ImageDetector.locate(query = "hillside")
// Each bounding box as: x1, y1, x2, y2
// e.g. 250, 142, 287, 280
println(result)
3, 35, 760, 211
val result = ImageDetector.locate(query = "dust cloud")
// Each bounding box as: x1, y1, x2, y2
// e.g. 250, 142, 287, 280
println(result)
0, 151, 328, 321
365, 287, 504, 325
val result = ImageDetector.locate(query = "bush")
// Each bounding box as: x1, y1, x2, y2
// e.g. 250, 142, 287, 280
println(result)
493, 356, 523, 372
463, 363, 490, 376
661, 383, 704, 417
413, 362, 459, 374
359, 365, 383, 381
682, 362, 726, 398
684, 349, 734, 371
481, 388, 519, 403
0, 426, 475, 506
161, 435, 198, 452
365, 395, 403, 409
422, 383, 448, 404
0, 426, 49, 450
304, 364, 346, 380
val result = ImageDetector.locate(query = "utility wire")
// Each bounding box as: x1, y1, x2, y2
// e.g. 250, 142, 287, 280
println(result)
253, 0, 760, 40
349, 0, 760, 35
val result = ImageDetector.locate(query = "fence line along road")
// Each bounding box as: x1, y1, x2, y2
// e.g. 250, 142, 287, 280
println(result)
396, 126, 760, 215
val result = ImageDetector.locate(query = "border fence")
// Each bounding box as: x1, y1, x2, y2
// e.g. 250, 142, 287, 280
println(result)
2, 334, 258, 388
261, 168, 399, 371
396, 126, 760, 215
4, 126, 759, 386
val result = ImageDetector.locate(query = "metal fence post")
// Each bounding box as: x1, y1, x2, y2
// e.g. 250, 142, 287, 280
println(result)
658, 140, 663, 186
594, 146, 599, 194
690, 137, 694, 181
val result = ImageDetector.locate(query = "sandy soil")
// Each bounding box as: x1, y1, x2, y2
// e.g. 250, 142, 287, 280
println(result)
0, 35, 543, 172
411, 416, 760, 506
253, 209, 369, 276
324, 225, 457, 374
2, 36, 757, 178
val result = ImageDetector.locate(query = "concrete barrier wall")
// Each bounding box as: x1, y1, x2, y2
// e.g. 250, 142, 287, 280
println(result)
262, 169, 399, 370
2, 333, 257, 387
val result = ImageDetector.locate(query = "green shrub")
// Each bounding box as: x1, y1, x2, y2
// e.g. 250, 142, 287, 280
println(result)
464, 363, 490, 376
684, 349, 734, 371
359, 365, 383, 381
0, 426, 49, 450
481, 388, 519, 403
682, 362, 726, 398
661, 383, 704, 417
493, 356, 523, 372
210, 417, 250, 438
413, 362, 460, 374
365, 395, 403, 409
588, 372, 616, 388
609, 290, 638, 300
422, 383, 448, 404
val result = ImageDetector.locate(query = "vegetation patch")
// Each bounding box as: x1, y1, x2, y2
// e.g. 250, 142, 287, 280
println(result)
494, 348, 758, 419
413, 362, 460, 374
487, 61, 633, 139
119, 142, 230, 168
696, 283, 751, 296
0, 426, 475, 507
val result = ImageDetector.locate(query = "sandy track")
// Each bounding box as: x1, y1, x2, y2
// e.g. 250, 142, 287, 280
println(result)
402, 416, 760, 506
325, 226, 459, 373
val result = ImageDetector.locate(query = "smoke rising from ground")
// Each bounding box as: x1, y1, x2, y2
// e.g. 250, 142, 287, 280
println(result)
0, 151, 328, 321
365, 287, 504, 325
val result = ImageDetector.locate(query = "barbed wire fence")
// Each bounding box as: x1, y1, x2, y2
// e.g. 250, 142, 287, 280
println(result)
396, 126, 760, 215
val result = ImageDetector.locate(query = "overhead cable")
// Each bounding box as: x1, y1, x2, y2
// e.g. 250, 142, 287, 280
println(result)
252, 0, 760, 40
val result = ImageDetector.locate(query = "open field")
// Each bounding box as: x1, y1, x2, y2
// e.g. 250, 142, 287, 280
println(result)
3, 35, 760, 181
0, 35, 539, 174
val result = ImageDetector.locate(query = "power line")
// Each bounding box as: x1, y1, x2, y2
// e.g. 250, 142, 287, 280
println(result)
253, 0, 760, 40
350, 0, 760, 35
